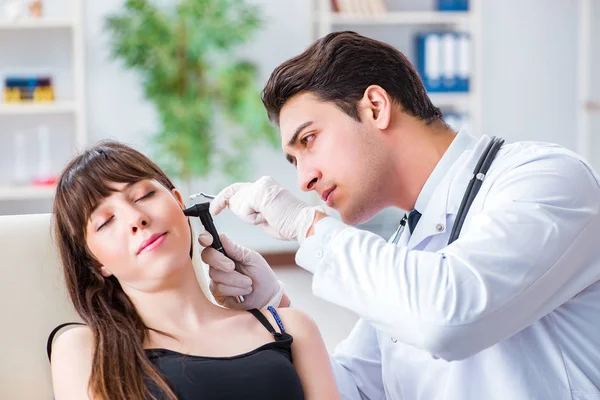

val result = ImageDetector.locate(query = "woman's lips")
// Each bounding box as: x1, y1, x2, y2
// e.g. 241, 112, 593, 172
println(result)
138, 233, 167, 255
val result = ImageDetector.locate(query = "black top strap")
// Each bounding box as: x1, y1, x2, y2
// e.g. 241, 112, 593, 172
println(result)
248, 309, 285, 340
47, 322, 86, 362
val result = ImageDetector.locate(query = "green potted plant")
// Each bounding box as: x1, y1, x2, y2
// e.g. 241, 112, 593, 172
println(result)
105, 0, 277, 182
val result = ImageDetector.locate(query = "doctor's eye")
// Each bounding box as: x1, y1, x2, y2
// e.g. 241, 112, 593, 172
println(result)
135, 190, 156, 202
300, 134, 315, 146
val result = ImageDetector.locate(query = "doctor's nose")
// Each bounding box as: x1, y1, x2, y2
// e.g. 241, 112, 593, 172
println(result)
298, 162, 321, 192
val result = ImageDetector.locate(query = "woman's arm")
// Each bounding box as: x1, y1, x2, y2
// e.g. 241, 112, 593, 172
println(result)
50, 326, 95, 400
276, 308, 341, 400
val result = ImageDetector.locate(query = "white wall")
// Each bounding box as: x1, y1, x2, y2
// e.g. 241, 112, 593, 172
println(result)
482, 0, 579, 150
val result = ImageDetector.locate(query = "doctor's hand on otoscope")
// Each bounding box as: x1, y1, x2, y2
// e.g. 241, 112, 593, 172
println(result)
199, 231, 284, 310
209, 176, 326, 244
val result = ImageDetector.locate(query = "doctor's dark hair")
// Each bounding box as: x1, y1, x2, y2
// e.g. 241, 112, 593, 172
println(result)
262, 31, 443, 125
52, 141, 177, 400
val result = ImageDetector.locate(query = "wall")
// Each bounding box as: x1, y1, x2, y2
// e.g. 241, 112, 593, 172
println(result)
482, 0, 579, 150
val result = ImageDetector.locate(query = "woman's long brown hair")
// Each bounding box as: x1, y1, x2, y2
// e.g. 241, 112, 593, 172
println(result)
52, 141, 179, 399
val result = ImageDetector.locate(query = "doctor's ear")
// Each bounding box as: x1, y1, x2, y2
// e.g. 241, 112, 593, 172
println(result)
360, 85, 392, 130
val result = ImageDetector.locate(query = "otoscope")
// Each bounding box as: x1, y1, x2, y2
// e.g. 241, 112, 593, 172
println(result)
183, 199, 244, 304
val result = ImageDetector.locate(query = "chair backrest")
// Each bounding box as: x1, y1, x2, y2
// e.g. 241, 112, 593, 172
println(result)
0, 213, 80, 399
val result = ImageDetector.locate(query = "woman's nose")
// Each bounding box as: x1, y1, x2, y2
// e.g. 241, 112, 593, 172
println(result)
128, 207, 150, 233
131, 218, 148, 233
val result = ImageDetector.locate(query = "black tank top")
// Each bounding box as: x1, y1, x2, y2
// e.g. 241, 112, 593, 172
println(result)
47, 308, 305, 399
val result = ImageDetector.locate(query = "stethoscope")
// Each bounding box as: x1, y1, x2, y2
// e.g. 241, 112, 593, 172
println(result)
389, 136, 505, 245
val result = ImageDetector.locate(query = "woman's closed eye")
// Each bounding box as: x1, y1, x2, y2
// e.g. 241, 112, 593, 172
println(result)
135, 190, 155, 202
97, 216, 113, 231
96, 191, 155, 231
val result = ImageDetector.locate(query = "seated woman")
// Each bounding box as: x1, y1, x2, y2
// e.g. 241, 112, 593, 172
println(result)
48, 141, 339, 400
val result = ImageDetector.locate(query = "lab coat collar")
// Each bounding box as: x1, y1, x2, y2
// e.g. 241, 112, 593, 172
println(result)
414, 129, 475, 214
407, 132, 492, 248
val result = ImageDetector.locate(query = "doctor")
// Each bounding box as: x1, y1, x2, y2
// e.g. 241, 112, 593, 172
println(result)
199, 31, 600, 399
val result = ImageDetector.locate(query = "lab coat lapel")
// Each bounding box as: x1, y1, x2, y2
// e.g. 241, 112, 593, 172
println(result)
407, 135, 492, 249
407, 176, 453, 249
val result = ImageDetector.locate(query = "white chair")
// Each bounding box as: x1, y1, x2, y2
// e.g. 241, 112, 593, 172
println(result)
0, 213, 80, 399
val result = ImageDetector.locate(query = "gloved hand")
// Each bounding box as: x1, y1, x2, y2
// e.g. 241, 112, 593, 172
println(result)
210, 176, 326, 244
199, 231, 284, 310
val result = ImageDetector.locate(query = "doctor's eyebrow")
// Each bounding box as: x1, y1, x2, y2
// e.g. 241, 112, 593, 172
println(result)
284, 121, 313, 166
287, 121, 313, 148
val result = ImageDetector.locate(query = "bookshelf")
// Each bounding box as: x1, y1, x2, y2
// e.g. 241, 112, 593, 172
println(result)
0, 0, 86, 204
0, 17, 73, 29
0, 100, 77, 115
324, 11, 471, 25
311, 0, 483, 136
0, 185, 55, 200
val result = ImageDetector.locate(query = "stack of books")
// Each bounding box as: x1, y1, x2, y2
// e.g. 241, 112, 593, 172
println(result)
330, 0, 387, 15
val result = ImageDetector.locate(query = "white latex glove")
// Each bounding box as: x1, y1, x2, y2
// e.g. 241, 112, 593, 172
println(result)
210, 176, 326, 244
199, 231, 283, 310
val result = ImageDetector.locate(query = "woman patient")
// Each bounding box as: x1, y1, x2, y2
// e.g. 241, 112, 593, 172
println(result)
48, 141, 339, 400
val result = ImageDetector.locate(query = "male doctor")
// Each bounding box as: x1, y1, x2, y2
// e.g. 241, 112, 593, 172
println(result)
199, 31, 600, 399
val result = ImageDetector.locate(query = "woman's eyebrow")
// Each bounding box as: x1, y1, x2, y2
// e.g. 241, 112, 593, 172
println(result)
89, 180, 154, 218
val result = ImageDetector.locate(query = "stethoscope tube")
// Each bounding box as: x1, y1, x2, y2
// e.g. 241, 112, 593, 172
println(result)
448, 136, 504, 244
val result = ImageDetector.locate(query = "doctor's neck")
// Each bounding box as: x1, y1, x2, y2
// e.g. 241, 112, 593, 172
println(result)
388, 115, 456, 211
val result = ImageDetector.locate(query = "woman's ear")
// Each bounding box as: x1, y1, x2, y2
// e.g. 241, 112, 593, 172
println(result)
99, 266, 113, 278
171, 188, 185, 208
360, 85, 392, 130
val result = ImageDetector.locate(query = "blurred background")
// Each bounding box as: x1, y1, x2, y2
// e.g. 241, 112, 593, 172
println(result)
0, 0, 598, 351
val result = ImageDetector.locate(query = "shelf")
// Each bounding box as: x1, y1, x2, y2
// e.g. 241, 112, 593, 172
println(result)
0, 185, 55, 201
0, 101, 77, 115
429, 92, 471, 108
0, 18, 73, 29
325, 11, 471, 26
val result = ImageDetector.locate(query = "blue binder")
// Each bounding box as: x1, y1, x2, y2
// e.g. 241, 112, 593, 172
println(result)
416, 32, 442, 93
437, 0, 469, 11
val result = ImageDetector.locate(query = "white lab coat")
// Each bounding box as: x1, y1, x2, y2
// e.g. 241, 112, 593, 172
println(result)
296, 132, 600, 400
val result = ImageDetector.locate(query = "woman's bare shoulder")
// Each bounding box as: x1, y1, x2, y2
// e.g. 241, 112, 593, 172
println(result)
263, 307, 320, 337
51, 325, 94, 363
50, 325, 95, 398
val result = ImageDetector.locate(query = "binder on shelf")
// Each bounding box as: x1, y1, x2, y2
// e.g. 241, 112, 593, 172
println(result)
441, 33, 457, 93
456, 32, 470, 92
416, 32, 470, 93
417, 33, 442, 92
437, 0, 469, 12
